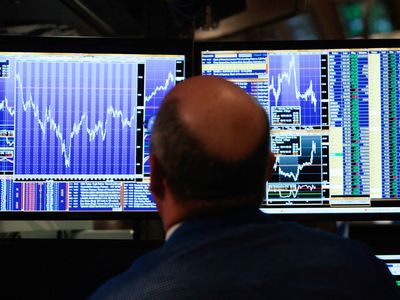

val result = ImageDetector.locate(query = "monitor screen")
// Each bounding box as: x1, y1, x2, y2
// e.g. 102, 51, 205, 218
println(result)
0, 36, 190, 218
376, 255, 400, 288
196, 40, 400, 218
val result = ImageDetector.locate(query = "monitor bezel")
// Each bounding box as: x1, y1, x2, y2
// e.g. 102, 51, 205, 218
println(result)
194, 39, 400, 221
194, 39, 400, 74
0, 35, 192, 220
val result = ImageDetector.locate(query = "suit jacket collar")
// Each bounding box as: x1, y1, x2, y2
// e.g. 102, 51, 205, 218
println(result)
166, 208, 276, 244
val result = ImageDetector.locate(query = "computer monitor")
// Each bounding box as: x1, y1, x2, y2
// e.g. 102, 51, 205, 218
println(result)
0, 36, 191, 218
376, 255, 400, 288
195, 39, 400, 219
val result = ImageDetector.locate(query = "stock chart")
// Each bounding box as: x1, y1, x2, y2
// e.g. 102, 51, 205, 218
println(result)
201, 46, 400, 214
0, 52, 185, 212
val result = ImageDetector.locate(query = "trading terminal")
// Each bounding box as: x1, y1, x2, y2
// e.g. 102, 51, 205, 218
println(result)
0, 1, 399, 298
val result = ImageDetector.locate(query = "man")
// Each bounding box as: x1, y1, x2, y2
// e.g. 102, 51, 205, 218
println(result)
90, 76, 398, 299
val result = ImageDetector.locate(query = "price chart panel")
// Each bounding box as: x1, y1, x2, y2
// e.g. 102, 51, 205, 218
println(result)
201, 45, 400, 215
0, 51, 186, 212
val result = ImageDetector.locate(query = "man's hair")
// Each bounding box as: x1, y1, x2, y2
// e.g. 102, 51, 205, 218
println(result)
150, 98, 270, 210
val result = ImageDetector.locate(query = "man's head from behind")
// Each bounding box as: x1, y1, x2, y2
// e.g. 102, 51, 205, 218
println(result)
150, 76, 274, 230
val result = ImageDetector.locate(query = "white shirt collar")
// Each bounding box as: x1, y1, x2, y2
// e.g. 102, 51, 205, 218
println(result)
165, 222, 183, 241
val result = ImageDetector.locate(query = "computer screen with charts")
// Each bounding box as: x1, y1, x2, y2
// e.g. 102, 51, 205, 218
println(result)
196, 40, 400, 218
0, 36, 191, 218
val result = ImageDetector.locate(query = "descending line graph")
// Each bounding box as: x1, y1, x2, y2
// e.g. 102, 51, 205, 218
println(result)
14, 60, 139, 176
268, 54, 321, 126
267, 135, 323, 202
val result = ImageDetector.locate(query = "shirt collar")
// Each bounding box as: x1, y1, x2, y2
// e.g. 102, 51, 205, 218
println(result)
165, 222, 183, 241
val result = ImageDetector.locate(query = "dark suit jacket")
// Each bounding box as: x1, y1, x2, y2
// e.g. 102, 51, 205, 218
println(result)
90, 209, 399, 299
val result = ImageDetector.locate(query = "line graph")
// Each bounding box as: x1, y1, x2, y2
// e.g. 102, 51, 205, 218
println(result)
267, 135, 323, 202
271, 135, 321, 183
143, 60, 177, 174
268, 183, 320, 198
14, 60, 139, 177
0, 97, 15, 117
0, 74, 14, 173
273, 139, 318, 182
0, 59, 16, 120
144, 70, 174, 103
267, 183, 323, 205
268, 54, 321, 126
17, 73, 137, 169
278, 184, 318, 198
1, 136, 14, 147
1, 137, 14, 147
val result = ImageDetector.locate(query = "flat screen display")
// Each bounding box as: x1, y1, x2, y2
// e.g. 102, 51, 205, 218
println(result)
197, 40, 400, 218
0, 36, 190, 218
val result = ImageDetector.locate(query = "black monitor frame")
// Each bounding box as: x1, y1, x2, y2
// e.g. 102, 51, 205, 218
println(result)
0, 35, 192, 220
195, 39, 400, 221
194, 39, 400, 74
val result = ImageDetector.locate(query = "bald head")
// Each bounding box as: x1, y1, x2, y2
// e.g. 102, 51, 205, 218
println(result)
164, 76, 266, 161
150, 75, 270, 210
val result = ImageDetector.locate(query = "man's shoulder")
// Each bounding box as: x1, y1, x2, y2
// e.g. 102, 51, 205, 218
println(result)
159, 214, 373, 274
89, 245, 169, 299
165, 212, 369, 256
168, 214, 389, 278
89, 213, 399, 299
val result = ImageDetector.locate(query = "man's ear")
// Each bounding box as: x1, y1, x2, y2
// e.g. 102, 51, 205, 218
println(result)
150, 154, 165, 199
266, 151, 276, 181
